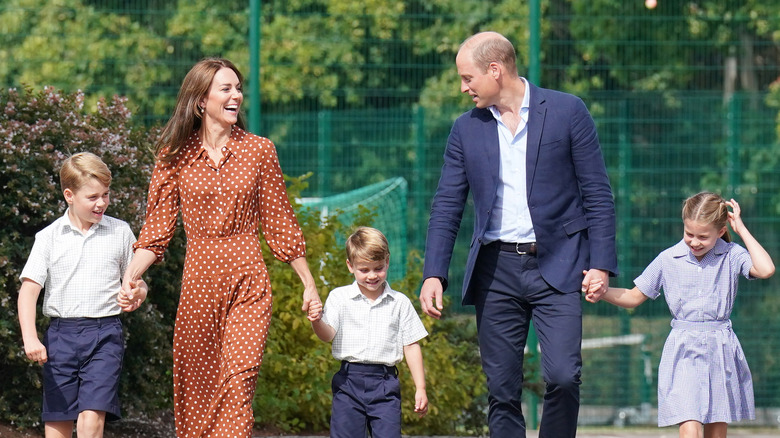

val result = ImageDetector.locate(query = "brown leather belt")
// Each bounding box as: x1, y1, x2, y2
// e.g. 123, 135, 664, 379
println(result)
489, 241, 537, 255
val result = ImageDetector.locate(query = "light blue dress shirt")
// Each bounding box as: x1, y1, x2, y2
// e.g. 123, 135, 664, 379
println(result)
484, 77, 536, 244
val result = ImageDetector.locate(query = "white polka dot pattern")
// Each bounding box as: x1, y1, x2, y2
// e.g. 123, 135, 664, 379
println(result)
134, 126, 306, 437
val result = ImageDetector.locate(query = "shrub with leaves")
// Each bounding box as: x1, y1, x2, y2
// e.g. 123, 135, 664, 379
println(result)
0, 87, 494, 435
0, 86, 175, 427
254, 175, 489, 435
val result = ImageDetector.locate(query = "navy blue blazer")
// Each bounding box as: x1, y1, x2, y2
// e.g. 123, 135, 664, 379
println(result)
423, 83, 618, 304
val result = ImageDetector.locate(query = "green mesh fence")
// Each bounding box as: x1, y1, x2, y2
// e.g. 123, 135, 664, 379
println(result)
301, 177, 408, 282
2, 0, 780, 425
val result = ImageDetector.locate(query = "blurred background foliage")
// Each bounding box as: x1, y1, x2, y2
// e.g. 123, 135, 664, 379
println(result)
1, 0, 780, 433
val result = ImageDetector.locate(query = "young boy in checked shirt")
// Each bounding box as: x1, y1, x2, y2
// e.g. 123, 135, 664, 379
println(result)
308, 226, 428, 438
17, 152, 147, 438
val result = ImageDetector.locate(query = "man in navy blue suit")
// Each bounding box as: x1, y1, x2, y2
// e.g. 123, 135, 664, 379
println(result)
420, 31, 618, 438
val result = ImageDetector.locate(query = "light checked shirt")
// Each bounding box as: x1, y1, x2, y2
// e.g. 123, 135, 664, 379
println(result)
484, 76, 536, 244
634, 238, 754, 322
20, 210, 136, 318
321, 281, 428, 366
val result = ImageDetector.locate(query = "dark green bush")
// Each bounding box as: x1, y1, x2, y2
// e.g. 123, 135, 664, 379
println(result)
254, 175, 489, 436
0, 86, 492, 435
0, 86, 175, 427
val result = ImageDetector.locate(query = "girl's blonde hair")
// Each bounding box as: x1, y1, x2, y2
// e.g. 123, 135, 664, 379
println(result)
682, 191, 731, 243
155, 58, 246, 162
345, 227, 390, 264
60, 152, 112, 192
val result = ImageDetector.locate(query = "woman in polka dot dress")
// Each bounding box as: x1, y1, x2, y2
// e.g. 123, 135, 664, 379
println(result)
120, 58, 320, 438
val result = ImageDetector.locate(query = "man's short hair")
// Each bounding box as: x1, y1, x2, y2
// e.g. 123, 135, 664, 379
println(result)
60, 152, 112, 192
345, 227, 390, 264
462, 31, 518, 76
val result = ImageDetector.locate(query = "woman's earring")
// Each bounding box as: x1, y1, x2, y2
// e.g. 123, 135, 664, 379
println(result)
198, 106, 204, 114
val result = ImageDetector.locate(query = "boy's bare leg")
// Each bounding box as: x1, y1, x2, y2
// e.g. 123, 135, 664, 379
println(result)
76, 410, 106, 438
679, 420, 703, 438
703, 422, 727, 438
45, 421, 74, 438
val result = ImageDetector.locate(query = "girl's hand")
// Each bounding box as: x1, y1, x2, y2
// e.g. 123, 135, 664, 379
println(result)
581, 270, 605, 303
726, 198, 745, 235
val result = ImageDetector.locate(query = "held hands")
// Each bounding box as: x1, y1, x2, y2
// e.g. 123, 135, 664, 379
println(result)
307, 300, 323, 322
581, 269, 607, 303
301, 283, 321, 319
117, 279, 148, 312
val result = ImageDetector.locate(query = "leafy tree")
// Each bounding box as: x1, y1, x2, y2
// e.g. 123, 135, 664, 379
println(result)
0, 0, 171, 121
566, 0, 779, 94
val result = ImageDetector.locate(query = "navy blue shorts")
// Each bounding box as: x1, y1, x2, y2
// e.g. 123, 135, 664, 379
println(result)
330, 361, 401, 438
41, 316, 124, 422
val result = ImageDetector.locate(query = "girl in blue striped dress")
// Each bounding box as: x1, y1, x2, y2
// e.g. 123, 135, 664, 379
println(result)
584, 192, 774, 438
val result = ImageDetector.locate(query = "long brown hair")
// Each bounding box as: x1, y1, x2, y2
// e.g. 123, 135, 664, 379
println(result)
155, 58, 246, 162
682, 191, 731, 243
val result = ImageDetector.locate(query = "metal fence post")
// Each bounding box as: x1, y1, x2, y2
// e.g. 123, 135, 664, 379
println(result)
249, 0, 261, 134
526, 0, 542, 430
318, 110, 332, 196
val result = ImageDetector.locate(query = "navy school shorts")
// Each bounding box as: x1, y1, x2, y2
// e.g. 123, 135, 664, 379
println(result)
41, 316, 124, 422
330, 361, 401, 438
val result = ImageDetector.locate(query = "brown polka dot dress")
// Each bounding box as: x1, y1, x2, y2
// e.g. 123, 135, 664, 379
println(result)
134, 126, 306, 438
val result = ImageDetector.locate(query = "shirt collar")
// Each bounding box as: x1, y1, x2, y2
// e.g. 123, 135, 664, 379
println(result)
348, 281, 394, 303
710, 238, 730, 255
59, 208, 104, 235
670, 238, 730, 260
488, 76, 531, 121
190, 125, 245, 165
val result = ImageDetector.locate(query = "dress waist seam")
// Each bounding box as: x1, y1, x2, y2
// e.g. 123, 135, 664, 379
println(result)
670, 319, 731, 331
187, 232, 257, 245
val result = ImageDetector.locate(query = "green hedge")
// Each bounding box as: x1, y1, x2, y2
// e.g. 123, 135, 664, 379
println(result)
0, 86, 174, 427
0, 86, 494, 435
255, 188, 490, 435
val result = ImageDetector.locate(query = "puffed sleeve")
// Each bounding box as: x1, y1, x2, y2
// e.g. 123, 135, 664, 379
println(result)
257, 138, 307, 262
133, 156, 181, 262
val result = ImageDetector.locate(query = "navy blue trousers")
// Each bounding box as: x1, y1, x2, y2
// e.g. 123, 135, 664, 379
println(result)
330, 361, 401, 438
472, 244, 583, 438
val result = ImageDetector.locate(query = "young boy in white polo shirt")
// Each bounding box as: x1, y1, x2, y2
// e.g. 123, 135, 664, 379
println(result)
308, 226, 428, 438
17, 152, 147, 438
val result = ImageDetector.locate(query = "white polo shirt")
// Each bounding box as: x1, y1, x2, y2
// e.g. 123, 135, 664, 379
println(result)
20, 210, 136, 318
321, 281, 428, 366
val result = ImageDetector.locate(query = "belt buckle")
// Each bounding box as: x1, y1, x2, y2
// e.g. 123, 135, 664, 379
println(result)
515, 242, 535, 255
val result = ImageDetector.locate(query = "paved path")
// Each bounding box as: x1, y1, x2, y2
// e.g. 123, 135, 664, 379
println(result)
523, 428, 779, 437
400, 428, 780, 438
285, 429, 780, 438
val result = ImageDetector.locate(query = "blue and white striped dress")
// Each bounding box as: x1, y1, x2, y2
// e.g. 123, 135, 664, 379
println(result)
634, 238, 755, 427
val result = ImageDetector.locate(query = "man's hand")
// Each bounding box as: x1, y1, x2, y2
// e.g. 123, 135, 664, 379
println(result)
420, 277, 444, 319
581, 269, 609, 302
